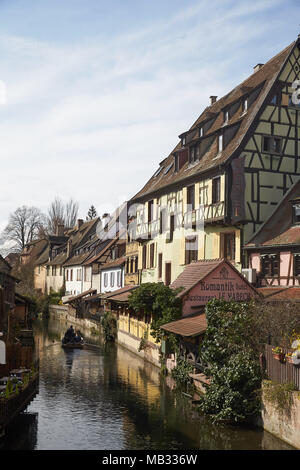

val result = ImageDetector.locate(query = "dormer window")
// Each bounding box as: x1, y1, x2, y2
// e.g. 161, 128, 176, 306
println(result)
199, 127, 203, 137
182, 136, 186, 146
189, 145, 200, 164
218, 134, 223, 153
293, 203, 300, 225
243, 98, 248, 113
224, 111, 229, 123
174, 154, 179, 173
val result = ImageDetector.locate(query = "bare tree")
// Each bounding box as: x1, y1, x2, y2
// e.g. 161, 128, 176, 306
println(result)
47, 197, 79, 234
47, 197, 65, 234
65, 198, 79, 228
1, 205, 46, 252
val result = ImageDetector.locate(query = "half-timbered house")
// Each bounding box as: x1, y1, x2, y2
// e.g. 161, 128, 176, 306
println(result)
128, 36, 300, 285
245, 178, 300, 288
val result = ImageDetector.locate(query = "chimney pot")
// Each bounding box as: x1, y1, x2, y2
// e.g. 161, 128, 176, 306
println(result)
77, 219, 83, 229
210, 95, 218, 105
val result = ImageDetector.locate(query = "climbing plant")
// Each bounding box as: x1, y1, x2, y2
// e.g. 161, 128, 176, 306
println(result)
198, 298, 262, 423
101, 311, 117, 343
128, 282, 182, 344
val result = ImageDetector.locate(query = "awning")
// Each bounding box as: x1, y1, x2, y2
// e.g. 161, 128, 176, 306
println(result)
160, 314, 207, 337
63, 289, 97, 304
101, 285, 138, 303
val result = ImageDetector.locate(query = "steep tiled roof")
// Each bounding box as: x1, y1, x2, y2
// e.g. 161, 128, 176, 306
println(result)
170, 259, 226, 296
170, 258, 258, 297
100, 256, 126, 271
101, 285, 138, 302
257, 287, 300, 301
130, 41, 295, 202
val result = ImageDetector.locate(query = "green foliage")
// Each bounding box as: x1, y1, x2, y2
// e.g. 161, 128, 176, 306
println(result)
199, 352, 262, 423
5, 380, 14, 398
128, 282, 182, 343
263, 381, 297, 414
198, 298, 262, 423
101, 311, 117, 343
171, 358, 194, 386
90, 326, 99, 336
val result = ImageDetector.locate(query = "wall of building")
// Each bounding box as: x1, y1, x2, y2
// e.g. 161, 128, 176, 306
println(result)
82, 266, 92, 293
64, 266, 83, 296
34, 266, 47, 293
101, 267, 124, 293
46, 273, 64, 294
243, 49, 300, 244
91, 272, 101, 293
249, 250, 300, 286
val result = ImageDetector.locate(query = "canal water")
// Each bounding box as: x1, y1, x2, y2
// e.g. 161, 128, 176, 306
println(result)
1, 317, 295, 450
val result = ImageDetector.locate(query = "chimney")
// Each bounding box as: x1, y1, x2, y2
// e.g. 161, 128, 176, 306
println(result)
253, 63, 264, 73
56, 223, 65, 237
210, 95, 217, 105
77, 219, 83, 229
67, 239, 72, 258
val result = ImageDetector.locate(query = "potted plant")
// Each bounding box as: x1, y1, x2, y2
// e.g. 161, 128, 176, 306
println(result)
272, 346, 285, 362
286, 352, 294, 364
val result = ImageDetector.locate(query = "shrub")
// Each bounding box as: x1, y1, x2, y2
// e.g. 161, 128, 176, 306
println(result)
128, 282, 182, 344
101, 311, 117, 343
171, 358, 194, 386
198, 298, 262, 423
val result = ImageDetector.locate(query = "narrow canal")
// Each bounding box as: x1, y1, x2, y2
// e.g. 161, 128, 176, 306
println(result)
1, 317, 295, 450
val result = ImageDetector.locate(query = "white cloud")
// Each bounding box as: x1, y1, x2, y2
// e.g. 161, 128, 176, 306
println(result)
0, 0, 292, 242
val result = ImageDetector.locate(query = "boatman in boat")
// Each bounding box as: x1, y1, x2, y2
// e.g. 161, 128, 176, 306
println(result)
62, 325, 76, 344
74, 330, 83, 343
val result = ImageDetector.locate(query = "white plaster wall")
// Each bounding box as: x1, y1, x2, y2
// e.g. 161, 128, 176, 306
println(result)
101, 267, 124, 293
64, 266, 83, 296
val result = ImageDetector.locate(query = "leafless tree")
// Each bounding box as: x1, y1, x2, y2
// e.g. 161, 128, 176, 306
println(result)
47, 197, 79, 234
65, 198, 79, 228
0, 205, 46, 252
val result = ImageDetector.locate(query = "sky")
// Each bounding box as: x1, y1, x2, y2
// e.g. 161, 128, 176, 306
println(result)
0, 0, 300, 247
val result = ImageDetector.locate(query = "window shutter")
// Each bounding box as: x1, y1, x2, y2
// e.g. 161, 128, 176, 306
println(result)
194, 183, 200, 210
182, 187, 187, 214
207, 179, 212, 205
235, 230, 241, 263
212, 233, 220, 258
198, 232, 205, 260
138, 245, 143, 270
179, 236, 186, 265
154, 242, 157, 268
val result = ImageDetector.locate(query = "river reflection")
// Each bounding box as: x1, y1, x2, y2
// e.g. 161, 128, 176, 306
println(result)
1, 317, 295, 450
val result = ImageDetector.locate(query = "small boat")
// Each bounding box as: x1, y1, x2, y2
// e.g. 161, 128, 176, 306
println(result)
61, 340, 84, 349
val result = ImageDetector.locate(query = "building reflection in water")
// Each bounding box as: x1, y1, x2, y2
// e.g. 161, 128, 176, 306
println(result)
1, 317, 293, 451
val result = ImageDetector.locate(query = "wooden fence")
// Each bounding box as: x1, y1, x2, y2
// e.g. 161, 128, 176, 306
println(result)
264, 344, 300, 390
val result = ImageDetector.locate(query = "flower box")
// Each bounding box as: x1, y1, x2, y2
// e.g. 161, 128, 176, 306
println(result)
286, 355, 294, 364
273, 352, 285, 362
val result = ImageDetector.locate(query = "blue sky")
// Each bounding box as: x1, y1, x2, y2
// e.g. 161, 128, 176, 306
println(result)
0, 0, 300, 245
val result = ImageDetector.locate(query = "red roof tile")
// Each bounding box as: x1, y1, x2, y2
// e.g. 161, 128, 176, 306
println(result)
257, 287, 300, 301
161, 313, 207, 337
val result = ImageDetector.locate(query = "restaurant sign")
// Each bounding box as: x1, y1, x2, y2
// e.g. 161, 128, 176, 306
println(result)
182, 264, 257, 316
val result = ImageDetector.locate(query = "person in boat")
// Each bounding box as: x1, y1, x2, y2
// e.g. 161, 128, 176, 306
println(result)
63, 325, 75, 344
74, 329, 83, 343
